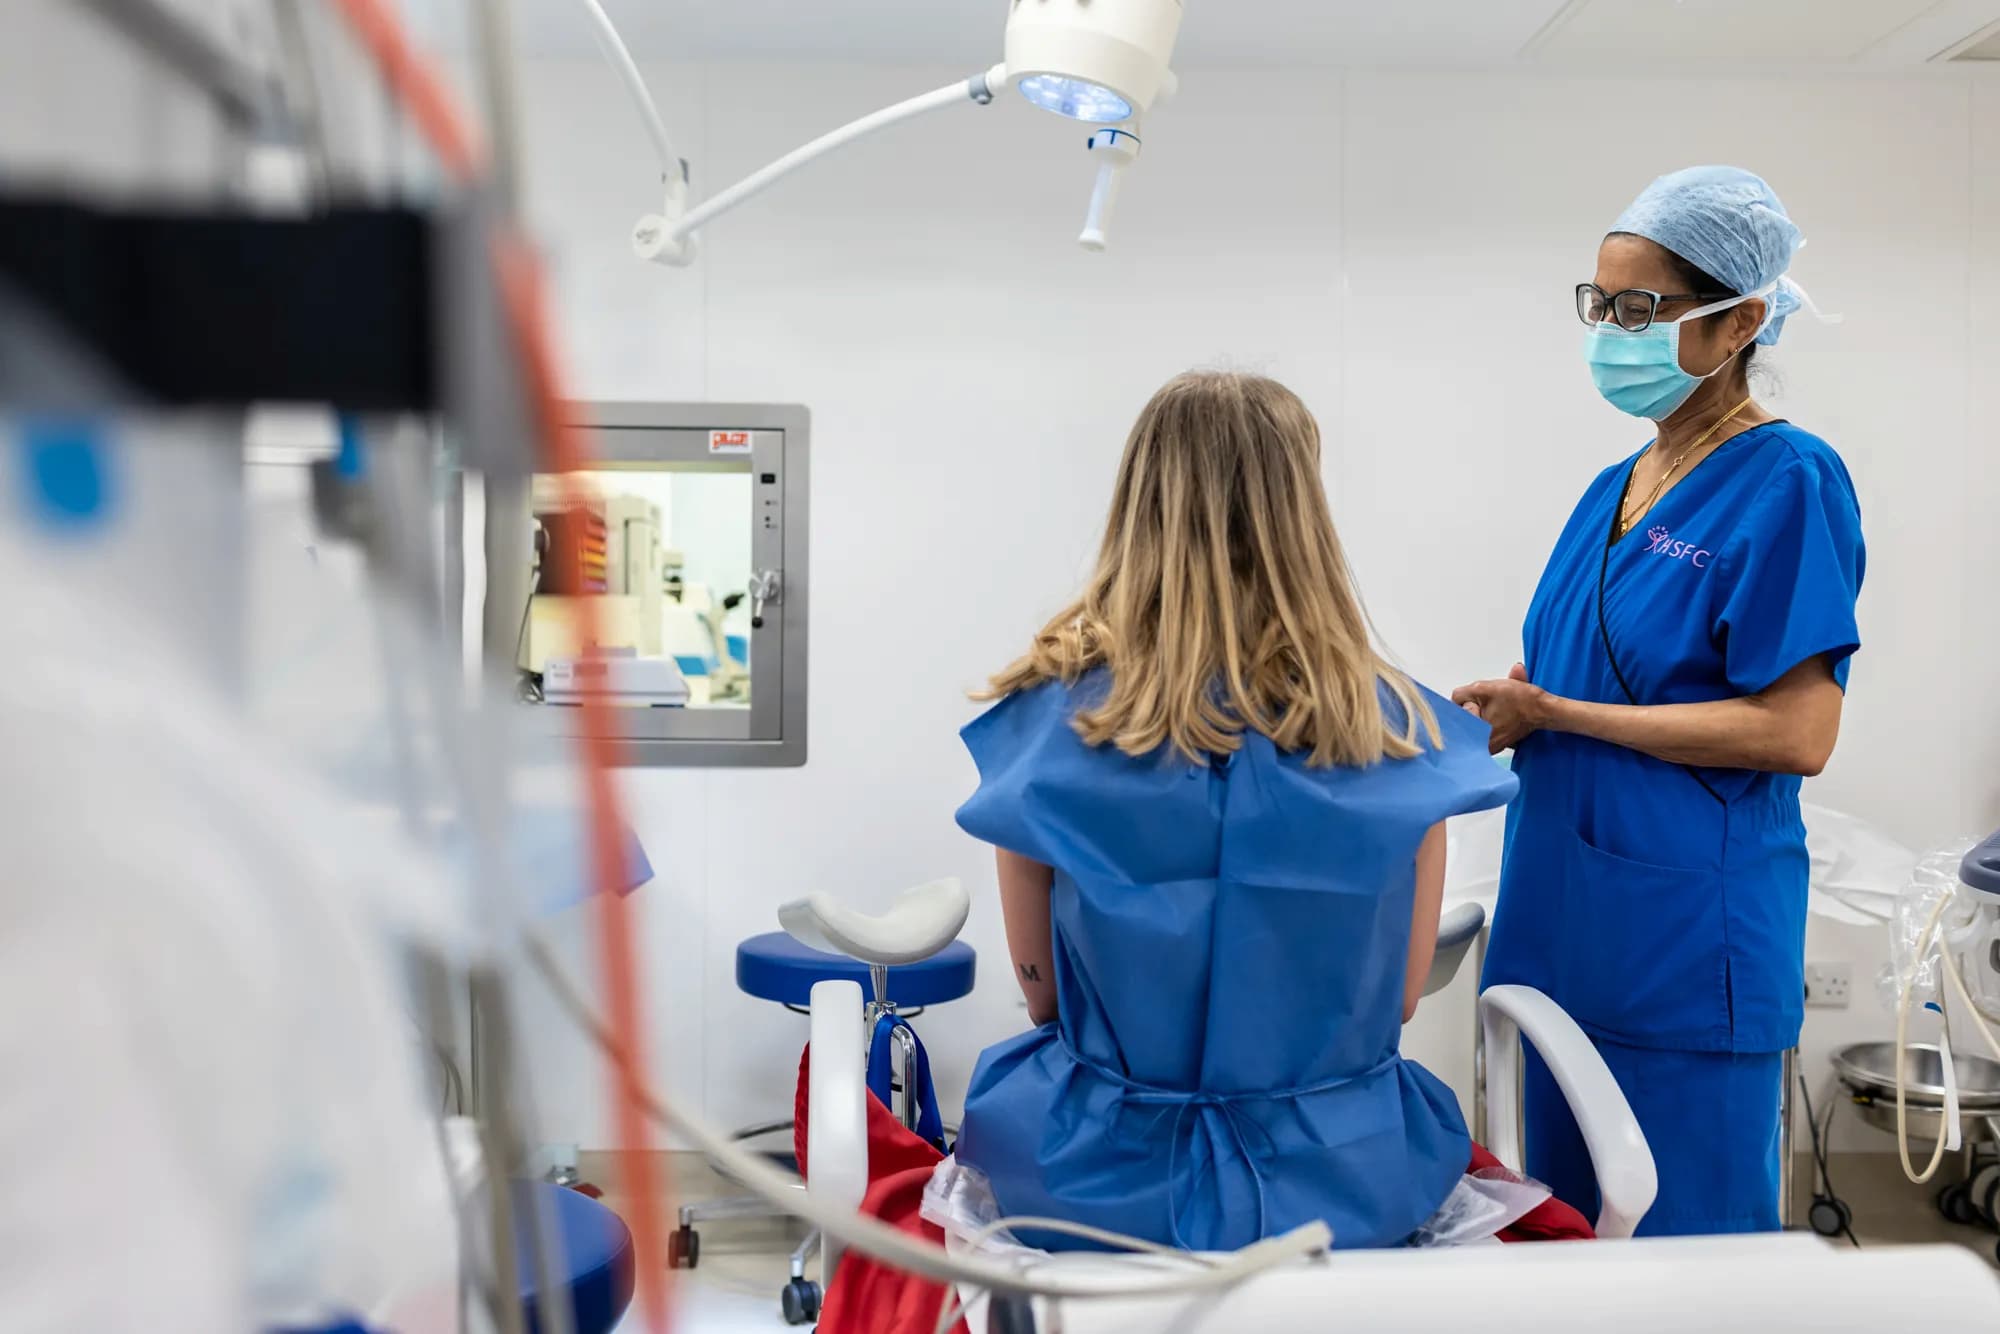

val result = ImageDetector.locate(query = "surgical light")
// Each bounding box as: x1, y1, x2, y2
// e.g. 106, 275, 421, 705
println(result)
1001, 0, 1184, 122
1015, 74, 1132, 124
574, 0, 1185, 263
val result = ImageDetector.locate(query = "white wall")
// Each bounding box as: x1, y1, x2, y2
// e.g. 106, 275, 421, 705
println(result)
507, 60, 2000, 1153
0, 1, 236, 194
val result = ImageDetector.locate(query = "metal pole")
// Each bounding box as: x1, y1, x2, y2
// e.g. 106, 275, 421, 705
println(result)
1780, 1047, 1797, 1228
1471, 927, 1489, 1145
467, 0, 528, 210
470, 971, 533, 1334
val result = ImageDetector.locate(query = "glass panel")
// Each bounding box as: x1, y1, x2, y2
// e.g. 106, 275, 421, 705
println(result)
518, 461, 754, 713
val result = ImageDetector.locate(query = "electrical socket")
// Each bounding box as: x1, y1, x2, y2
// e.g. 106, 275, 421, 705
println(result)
1805, 962, 1853, 1009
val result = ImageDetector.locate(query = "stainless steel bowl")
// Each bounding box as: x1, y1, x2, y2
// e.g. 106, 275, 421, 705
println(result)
1834, 1042, 2000, 1145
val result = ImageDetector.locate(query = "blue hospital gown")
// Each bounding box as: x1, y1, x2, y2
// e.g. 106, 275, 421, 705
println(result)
952, 673, 1517, 1251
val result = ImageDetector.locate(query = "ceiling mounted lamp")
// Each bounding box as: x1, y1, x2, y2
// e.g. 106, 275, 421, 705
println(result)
572, 0, 1185, 265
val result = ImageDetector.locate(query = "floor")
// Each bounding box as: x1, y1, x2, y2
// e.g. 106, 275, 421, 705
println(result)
1789, 1151, 2000, 1261
590, 1147, 823, 1334
587, 1148, 2000, 1332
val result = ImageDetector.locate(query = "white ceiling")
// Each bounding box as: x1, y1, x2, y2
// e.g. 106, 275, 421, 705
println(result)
501, 0, 2000, 68
1960, 23, 2000, 59
1528, 0, 1942, 64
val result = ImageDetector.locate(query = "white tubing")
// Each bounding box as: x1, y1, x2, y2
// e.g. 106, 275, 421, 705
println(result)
574, 0, 684, 180
1885, 887, 2000, 1184
1896, 893, 1963, 1184
523, 936, 1331, 1302
669, 77, 983, 242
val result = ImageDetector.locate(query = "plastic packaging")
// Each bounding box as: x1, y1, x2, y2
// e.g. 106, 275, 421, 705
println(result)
923, 1158, 1043, 1263
921, 1155, 1550, 1255
0, 513, 463, 1333
1408, 1165, 1553, 1248
1803, 802, 1916, 925
1876, 839, 1982, 1014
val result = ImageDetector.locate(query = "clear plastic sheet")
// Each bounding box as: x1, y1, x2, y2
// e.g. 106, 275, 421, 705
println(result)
0, 510, 463, 1332
1877, 839, 1983, 1014
1408, 1165, 1552, 1248
921, 1154, 1550, 1257
1802, 802, 1916, 926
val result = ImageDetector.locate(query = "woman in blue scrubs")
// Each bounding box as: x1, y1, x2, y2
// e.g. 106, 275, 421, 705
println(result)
1453, 167, 1865, 1236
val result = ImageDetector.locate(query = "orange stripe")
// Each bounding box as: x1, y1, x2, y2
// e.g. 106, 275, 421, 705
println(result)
325, 3, 673, 1327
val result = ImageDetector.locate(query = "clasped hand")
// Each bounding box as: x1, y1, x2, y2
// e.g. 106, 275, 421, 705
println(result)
1451, 663, 1550, 755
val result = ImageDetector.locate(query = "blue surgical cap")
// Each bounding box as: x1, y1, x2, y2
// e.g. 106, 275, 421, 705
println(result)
1611, 165, 1804, 345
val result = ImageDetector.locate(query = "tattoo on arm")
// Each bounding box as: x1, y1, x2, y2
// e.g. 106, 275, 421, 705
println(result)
1018, 963, 1042, 983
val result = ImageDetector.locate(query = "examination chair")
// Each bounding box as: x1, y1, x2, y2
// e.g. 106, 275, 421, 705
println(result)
781, 884, 2000, 1333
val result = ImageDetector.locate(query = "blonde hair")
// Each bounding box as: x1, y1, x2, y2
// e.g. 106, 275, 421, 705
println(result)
983, 371, 1437, 768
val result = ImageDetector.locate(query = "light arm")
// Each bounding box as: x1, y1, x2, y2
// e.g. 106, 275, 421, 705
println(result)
575, 0, 686, 187
631, 67, 1004, 267
574, 0, 1002, 267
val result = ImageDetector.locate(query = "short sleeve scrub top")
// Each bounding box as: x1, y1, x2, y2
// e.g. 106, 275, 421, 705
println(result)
1482, 420, 1865, 1235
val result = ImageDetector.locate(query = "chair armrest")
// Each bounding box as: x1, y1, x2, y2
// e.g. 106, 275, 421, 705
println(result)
1479, 984, 1657, 1239
808, 979, 868, 1277
1422, 903, 1486, 998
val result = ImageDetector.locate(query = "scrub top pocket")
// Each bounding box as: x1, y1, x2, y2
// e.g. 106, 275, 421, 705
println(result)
1563, 827, 1731, 1050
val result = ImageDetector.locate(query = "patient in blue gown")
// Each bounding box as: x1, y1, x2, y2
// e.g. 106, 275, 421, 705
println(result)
949, 371, 1519, 1252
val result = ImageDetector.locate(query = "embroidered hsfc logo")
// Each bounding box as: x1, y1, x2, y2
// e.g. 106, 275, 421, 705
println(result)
1644, 526, 1712, 570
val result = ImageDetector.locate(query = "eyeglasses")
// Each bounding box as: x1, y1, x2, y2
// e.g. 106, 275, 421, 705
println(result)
1576, 283, 1733, 334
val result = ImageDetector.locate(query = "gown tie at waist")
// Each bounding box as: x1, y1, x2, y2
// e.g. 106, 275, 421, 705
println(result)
1068, 1044, 1400, 1250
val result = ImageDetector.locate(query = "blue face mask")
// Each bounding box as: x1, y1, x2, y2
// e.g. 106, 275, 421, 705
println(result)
1585, 285, 1774, 420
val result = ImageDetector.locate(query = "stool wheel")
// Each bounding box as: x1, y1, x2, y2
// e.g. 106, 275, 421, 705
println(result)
1940, 1184, 1979, 1228
1807, 1196, 1850, 1238
1968, 1164, 2000, 1226
669, 1224, 700, 1270
781, 1277, 822, 1325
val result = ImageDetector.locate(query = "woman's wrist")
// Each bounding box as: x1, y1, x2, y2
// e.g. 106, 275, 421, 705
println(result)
1534, 689, 1576, 734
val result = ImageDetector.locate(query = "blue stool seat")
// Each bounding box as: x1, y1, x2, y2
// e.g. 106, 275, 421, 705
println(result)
514, 1180, 635, 1334
735, 931, 977, 1007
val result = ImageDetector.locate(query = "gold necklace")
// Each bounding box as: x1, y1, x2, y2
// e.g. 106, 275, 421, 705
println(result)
1617, 396, 1755, 537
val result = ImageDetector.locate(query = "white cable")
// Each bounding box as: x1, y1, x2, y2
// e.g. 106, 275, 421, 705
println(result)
574, 0, 683, 181
668, 76, 987, 242
1896, 893, 1956, 1184
930, 1215, 1224, 1334
523, 936, 1331, 1302
968, 1216, 1224, 1265
1891, 889, 2000, 1185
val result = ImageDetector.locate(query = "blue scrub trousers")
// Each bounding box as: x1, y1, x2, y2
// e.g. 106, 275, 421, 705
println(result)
1523, 1042, 1783, 1236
